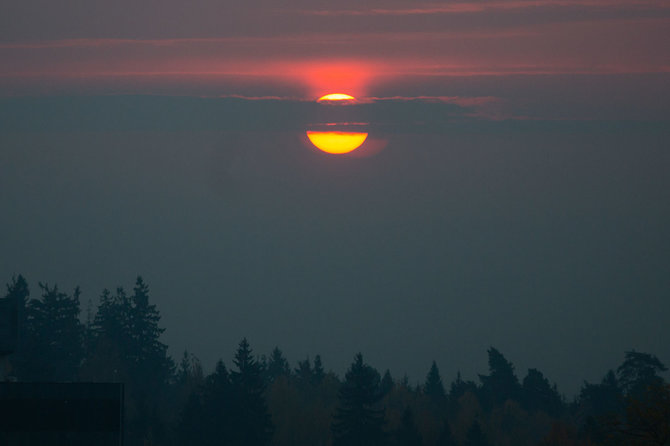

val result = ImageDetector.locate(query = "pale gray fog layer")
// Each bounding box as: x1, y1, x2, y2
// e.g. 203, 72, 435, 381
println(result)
1, 97, 668, 395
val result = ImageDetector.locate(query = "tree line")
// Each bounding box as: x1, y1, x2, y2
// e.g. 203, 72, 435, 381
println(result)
4, 274, 669, 446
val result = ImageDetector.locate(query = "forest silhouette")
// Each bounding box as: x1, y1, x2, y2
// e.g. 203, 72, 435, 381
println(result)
3, 274, 669, 446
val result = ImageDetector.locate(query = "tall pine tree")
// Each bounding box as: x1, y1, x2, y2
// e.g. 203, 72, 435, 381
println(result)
478, 347, 520, 408
83, 277, 173, 445
313, 354, 325, 385
265, 346, 291, 384
295, 357, 313, 386
4, 275, 30, 379
179, 359, 230, 446
380, 370, 394, 397
332, 353, 387, 446
83, 287, 133, 382
395, 406, 422, 446
230, 338, 273, 446
522, 368, 563, 416
424, 361, 447, 405
27, 283, 84, 381
436, 419, 457, 446
128, 276, 172, 386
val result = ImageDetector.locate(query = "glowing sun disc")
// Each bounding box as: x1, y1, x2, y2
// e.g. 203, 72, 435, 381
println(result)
306, 131, 368, 154
317, 93, 356, 102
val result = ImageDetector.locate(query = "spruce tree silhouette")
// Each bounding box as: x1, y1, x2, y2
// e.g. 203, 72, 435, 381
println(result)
129, 277, 172, 385
128, 277, 173, 441
448, 371, 478, 414
265, 346, 291, 384
313, 354, 325, 385
580, 370, 624, 418
478, 347, 520, 408
230, 338, 273, 446
4, 274, 28, 325
435, 419, 457, 446
27, 283, 83, 381
395, 406, 422, 446
380, 369, 394, 397
85, 287, 133, 382
82, 278, 173, 444
579, 369, 624, 443
295, 357, 313, 386
177, 350, 192, 385
521, 368, 563, 416
332, 353, 387, 446
424, 361, 447, 405
179, 359, 231, 446
4, 275, 30, 379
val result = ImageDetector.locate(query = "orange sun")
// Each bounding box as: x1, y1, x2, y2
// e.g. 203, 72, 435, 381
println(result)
306, 131, 368, 154
317, 93, 356, 102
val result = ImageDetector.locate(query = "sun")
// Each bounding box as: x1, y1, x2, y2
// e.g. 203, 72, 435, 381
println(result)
317, 93, 356, 102
306, 93, 368, 154
306, 131, 368, 154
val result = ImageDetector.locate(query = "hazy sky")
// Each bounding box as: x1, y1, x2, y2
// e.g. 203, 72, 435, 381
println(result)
1, 0, 669, 395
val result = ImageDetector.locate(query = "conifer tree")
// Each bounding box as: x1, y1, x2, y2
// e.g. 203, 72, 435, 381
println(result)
4, 274, 29, 320
83, 287, 133, 382
522, 368, 563, 416
448, 371, 478, 414
579, 370, 624, 419
395, 406, 422, 446
436, 419, 457, 446
85, 278, 172, 445
380, 369, 394, 397
313, 354, 325, 385
175, 349, 204, 417
265, 346, 291, 384
93, 287, 132, 346
449, 371, 465, 399
129, 276, 172, 385
230, 338, 273, 446
177, 350, 192, 385
4, 275, 30, 378
179, 359, 230, 446
478, 347, 520, 407
424, 361, 447, 404
332, 353, 387, 446
295, 357, 313, 385
617, 350, 667, 399
27, 283, 84, 381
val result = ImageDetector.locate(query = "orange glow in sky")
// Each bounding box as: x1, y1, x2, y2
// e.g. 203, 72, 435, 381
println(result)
306, 131, 368, 154
294, 61, 381, 98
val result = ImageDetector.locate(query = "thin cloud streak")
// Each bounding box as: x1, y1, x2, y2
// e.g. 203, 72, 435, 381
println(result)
303, 0, 670, 16
0, 35, 388, 50
2, 16, 666, 79
4, 64, 667, 80
0, 29, 539, 50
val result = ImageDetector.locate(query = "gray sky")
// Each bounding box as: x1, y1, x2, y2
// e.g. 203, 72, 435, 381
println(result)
1, 97, 669, 395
